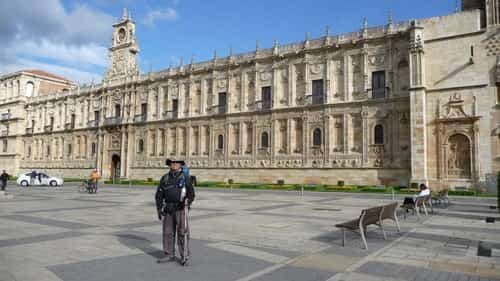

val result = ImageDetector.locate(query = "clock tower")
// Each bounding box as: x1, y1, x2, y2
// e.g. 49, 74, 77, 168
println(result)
105, 8, 140, 80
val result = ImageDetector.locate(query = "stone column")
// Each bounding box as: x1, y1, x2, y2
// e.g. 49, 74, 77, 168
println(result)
120, 129, 127, 178
227, 76, 232, 114
271, 118, 276, 163
241, 72, 247, 112
324, 115, 330, 164
159, 86, 165, 119
362, 48, 369, 96
325, 60, 332, 104
289, 64, 296, 107
304, 60, 311, 99
287, 118, 293, 154
344, 55, 351, 102
200, 79, 206, 115
343, 114, 349, 154
254, 69, 260, 105
408, 21, 427, 185
272, 68, 279, 109
362, 109, 369, 165
303, 115, 309, 166
186, 123, 191, 162
178, 83, 184, 118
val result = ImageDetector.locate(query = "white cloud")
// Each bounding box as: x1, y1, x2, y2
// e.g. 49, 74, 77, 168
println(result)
144, 8, 177, 26
13, 40, 108, 67
0, 0, 114, 83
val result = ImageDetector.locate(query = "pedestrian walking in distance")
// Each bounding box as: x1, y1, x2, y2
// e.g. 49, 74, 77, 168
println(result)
0, 170, 9, 191
155, 158, 195, 266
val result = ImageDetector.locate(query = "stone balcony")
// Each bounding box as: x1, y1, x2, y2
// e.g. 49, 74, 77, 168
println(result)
163, 110, 178, 120
0, 113, 12, 121
103, 116, 122, 126
25, 128, 33, 134
44, 125, 53, 133
209, 105, 227, 115
304, 95, 325, 106
134, 114, 147, 123
64, 123, 73, 130
254, 100, 272, 111
87, 120, 98, 128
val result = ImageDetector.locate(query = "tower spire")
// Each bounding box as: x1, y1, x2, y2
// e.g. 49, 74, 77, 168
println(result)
122, 8, 129, 21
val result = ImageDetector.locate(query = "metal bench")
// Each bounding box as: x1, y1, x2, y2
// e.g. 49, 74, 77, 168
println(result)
401, 195, 433, 220
335, 202, 400, 250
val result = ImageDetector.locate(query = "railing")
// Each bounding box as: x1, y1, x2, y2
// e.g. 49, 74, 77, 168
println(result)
254, 100, 272, 111
163, 110, 178, 119
0, 113, 11, 121
87, 120, 98, 128
210, 105, 226, 115
103, 116, 122, 126
44, 125, 53, 132
25, 128, 33, 134
64, 123, 73, 130
134, 114, 147, 123
304, 95, 325, 105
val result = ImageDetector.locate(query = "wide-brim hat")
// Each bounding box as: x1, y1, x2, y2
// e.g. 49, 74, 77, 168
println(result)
166, 159, 185, 166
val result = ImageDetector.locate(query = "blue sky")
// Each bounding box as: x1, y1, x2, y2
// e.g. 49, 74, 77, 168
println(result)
0, 0, 456, 83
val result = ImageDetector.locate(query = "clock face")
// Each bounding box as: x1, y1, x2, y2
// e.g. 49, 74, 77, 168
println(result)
118, 28, 126, 42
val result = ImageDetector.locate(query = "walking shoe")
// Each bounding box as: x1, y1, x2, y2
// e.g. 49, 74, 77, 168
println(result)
157, 256, 176, 263
179, 257, 189, 266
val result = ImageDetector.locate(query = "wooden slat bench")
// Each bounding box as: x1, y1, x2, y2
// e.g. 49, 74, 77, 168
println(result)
335, 202, 401, 250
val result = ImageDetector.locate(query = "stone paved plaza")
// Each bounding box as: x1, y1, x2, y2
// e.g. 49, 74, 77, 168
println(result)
1, 184, 500, 281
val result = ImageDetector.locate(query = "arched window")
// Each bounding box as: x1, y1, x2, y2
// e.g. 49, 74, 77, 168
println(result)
138, 139, 144, 153
261, 132, 269, 148
217, 134, 224, 150
91, 143, 96, 155
313, 128, 322, 146
374, 125, 384, 144
25, 82, 34, 97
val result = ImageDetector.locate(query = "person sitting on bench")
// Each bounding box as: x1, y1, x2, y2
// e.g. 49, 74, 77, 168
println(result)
403, 183, 430, 206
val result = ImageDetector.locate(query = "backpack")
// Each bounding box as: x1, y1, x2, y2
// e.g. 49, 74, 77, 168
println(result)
181, 165, 190, 178
161, 171, 186, 203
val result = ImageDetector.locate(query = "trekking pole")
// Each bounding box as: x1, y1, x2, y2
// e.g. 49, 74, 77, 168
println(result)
183, 200, 188, 266
391, 187, 395, 201
301, 184, 304, 198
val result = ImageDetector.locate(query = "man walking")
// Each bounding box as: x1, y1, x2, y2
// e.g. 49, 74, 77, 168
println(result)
0, 170, 9, 191
155, 158, 195, 266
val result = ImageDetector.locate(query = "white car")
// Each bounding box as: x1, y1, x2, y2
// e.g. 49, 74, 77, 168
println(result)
17, 172, 64, 187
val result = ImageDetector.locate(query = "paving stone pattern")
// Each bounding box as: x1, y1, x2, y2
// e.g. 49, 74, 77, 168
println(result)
0, 184, 499, 281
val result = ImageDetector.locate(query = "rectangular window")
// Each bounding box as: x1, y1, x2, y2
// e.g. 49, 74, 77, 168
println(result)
172, 99, 178, 112
262, 87, 272, 109
2, 140, 7, 153
372, 71, 386, 99
50, 116, 54, 127
67, 144, 72, 156
91, 143, 96, 155
94, 111, 100, 124
141, 103, 148, 117
115, 104, 121, 118
312, 79, 324, 104
70, 114, 76, 128
218, 92, 227, 114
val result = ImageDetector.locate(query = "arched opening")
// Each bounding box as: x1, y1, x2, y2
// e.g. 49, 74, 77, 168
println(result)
447, 134, 471, 179
313, 128, 322, 146
111, 154, 121, 183
374, 125, 384, 144
25, 82, 34, 97
261, 132, 269, 148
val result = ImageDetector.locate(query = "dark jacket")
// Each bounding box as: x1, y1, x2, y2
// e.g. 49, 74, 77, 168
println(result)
0, 172, 9, 183
155, 170, 195, 214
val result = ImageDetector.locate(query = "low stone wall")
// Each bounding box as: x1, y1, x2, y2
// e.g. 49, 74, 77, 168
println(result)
129, 167, 410, 186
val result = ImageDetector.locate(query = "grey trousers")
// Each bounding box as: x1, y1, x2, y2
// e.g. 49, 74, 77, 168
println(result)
162, 208, 190, 259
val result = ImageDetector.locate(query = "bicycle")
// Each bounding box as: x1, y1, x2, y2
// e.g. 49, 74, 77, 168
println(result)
79, 180, 96, 193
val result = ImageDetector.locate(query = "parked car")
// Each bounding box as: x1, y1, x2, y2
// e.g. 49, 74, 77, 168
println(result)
17, 172, 64, 187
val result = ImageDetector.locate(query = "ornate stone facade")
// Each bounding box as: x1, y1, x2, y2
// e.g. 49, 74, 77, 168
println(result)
1, 1, 499, 189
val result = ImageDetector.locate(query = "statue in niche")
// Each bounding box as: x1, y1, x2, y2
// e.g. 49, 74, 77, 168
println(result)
447, 134, 471, 178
